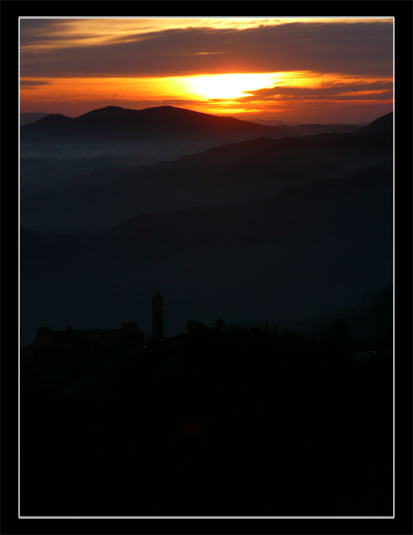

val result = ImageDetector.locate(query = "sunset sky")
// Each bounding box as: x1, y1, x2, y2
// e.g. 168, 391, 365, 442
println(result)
20, 17, 393, 123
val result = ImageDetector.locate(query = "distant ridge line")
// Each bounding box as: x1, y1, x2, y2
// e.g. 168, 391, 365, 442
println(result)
22, 104, 391, 129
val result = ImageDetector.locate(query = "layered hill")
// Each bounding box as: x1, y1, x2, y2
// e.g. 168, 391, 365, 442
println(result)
21, 112, 393, 233
20, 112, 50, 126
21, 105, 293, 143
357, 112, 393, 136
20, 105, 367, 186
21, 164, 392, 344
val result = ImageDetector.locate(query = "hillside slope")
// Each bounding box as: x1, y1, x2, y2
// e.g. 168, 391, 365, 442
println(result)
21, 166, 392, 344
21, 113, 393, 233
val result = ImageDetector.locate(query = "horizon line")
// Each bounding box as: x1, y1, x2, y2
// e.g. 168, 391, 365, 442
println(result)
19, 103, 392, 125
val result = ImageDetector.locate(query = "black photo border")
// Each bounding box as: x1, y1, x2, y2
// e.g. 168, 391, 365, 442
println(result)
1, 1, 412, 534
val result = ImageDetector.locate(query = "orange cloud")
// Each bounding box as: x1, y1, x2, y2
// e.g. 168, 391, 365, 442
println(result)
20, 18, 393, 122
20, 71, 393, 118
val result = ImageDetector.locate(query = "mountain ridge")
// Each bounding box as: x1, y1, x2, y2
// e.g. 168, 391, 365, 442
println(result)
21, 105, 376, 147
21, 112, 392, 233
22, 105, 294, 142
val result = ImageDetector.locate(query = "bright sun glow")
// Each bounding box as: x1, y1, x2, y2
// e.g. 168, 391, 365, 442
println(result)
185, 73, 282, 100
20, 72, 315, 106
20, 71, 393, 118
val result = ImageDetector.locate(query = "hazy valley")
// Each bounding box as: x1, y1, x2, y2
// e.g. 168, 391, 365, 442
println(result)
20, 106, 393, 346
20, 106, 393, 345
21, 107, 391, 233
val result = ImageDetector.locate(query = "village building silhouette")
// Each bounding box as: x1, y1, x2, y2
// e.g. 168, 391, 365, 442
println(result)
28, 294, 166, 368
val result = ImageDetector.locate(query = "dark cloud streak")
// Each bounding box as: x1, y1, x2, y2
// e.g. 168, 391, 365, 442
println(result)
20, 79, 51, 89
21, 22, 393, 78
236, 80, 393, 102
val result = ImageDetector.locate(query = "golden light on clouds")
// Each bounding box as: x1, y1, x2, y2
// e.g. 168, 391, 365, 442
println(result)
21, 71, 392, 114
20, 17, 393, 122
20, 17, 393, 52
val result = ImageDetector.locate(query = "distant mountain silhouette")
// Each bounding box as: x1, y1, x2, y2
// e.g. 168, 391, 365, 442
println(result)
20, 112, 50, 126
21, 105, 294, 143
20, 105, 367, 186
21, 105, 366, 148
351, 112, 393, 159
22, 113, 393, 233
289, 123, 363, 135
253, 118, 288, 126
33, 113, 74, 126
357, 112, 393, 136
21, 165, 392, 345
249, 118, 361, 132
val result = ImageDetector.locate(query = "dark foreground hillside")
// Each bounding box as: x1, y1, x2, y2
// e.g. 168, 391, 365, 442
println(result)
20, 321, 393, 517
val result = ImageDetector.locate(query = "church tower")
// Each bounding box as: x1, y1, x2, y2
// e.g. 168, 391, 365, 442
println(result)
152, 294, 163, 342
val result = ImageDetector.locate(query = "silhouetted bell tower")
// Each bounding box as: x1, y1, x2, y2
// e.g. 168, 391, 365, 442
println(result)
152, 294, 163, 342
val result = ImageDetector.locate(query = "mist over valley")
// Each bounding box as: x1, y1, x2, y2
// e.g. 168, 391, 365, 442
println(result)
20, 111, 393, 345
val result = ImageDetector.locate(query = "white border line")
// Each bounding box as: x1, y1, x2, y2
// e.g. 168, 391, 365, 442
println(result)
392, 15, 396, 520
18, 15, 21, 521
18, 15, 395, 520
18, 16, 394, 18
20, 516, 396, 520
